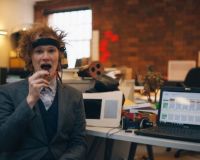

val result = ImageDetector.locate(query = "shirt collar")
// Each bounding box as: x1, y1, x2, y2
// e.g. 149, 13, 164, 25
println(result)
49, 77, 57, 93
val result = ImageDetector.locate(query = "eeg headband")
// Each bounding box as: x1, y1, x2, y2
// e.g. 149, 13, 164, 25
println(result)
32, 38, 60, 49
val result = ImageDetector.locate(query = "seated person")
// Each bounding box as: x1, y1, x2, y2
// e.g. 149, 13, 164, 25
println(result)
0, 24, 87, 160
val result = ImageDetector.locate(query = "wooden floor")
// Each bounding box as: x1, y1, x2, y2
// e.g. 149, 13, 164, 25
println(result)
134, 145, 200, 160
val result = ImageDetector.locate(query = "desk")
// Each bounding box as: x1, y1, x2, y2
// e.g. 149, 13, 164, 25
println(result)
86, 126, 200, 160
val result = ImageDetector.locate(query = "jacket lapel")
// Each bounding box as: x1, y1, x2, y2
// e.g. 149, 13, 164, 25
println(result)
22, 80, 48, 143
31, 103, 48, 143
57, 82, 66, 133
51, 82, 69, 143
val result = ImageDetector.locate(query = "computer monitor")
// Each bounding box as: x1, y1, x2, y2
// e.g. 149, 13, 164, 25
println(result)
83, 91, 123, 127
75, 58, 90, 68
0, 68, 7, 85
119, 79, 134, 101
168, 60, 196, 81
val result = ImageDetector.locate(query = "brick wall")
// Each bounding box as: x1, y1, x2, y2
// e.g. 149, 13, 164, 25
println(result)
35, 0, 200, 78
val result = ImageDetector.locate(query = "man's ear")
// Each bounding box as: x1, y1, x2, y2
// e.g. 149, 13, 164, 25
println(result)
59, 48, 68, 69
57, 55, 62, 71
27, 59, 34, 72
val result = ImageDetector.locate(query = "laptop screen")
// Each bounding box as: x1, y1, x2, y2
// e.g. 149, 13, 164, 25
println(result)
159, 87, 200, 126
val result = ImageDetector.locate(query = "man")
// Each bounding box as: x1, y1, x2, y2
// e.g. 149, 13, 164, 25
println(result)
0, 25, 87, 160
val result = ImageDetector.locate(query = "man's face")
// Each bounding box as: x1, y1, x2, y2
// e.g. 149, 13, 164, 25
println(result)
32, 45, 59, 80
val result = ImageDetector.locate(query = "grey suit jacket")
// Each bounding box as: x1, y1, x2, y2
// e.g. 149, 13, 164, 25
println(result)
0, 79, 87, 160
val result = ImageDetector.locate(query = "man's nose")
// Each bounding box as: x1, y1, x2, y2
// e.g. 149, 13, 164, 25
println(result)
42, 52, 51, 61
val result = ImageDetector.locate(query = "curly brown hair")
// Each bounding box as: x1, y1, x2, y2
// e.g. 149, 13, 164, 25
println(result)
18, 24, 66, 72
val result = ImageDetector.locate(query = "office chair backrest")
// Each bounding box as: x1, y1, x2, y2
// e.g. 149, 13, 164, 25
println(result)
184, 67, 200, 87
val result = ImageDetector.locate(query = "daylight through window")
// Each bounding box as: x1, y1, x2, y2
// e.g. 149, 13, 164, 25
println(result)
48, 9, 92, 68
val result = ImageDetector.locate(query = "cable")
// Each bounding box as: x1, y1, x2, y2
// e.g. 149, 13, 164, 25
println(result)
106, 127, 122, 138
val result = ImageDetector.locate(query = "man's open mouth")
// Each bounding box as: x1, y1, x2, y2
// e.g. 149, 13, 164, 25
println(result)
41, 64, 52, 71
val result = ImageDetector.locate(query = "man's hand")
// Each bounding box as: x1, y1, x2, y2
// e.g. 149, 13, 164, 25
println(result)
26, 70, 50, 108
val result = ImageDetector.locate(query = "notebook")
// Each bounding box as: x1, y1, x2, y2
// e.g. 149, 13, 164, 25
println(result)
135, 87, 200, 143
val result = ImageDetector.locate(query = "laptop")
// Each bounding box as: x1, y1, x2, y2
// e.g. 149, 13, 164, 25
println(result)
135, 86, 200, 143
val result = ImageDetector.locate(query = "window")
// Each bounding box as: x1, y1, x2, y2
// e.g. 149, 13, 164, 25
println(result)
48, 8, 92, 68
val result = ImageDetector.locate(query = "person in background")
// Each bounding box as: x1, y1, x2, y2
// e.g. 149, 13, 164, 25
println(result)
0, 24, 87, 160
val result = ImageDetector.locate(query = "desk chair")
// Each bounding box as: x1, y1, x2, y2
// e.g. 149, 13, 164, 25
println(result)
175, 67, 200, 158
183, 67, 200, 88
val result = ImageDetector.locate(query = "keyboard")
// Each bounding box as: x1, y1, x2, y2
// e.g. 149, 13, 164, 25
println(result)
134, 126, 200, 143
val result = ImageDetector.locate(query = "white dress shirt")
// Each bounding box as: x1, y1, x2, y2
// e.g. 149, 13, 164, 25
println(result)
40, 78, 57, 110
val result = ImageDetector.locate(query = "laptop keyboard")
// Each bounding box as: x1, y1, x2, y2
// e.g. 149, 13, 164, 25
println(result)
135, 126, 200, 143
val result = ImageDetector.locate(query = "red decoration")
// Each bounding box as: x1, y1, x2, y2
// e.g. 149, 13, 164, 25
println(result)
100, 31, 119, 63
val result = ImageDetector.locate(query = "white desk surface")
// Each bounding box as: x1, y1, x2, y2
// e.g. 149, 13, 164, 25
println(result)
86, 126, 200, 152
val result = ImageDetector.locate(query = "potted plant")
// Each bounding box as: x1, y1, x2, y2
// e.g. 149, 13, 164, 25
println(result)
143, 66, 164, 104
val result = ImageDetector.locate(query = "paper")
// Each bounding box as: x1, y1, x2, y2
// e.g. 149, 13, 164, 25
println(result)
123, 102, 153, 110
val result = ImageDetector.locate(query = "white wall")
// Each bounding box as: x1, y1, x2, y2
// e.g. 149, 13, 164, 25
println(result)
0, 0, 35, 32
0, 0, 34, 67
0, 0, 46, 67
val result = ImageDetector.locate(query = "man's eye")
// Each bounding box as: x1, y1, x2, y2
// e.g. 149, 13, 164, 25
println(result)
48, 48, 56, 53
35, 49, 43, 54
